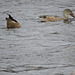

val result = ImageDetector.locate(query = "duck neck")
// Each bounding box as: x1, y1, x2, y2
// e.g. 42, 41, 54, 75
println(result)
63, 13, 68, 19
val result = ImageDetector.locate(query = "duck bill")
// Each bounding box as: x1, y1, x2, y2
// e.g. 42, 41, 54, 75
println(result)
70, 12, 75, 18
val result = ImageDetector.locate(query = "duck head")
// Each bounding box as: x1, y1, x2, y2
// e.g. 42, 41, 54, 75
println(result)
63, 9, 75, 19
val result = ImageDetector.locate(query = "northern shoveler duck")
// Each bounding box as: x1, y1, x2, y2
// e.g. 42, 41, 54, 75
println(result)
39, 9, 75, 22
6, 14, 21, 29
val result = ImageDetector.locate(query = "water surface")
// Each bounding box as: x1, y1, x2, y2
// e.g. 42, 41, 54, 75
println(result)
0, 0, 75, 75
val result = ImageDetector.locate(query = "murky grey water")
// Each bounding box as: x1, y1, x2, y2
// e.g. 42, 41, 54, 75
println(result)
0, 0, 75, 75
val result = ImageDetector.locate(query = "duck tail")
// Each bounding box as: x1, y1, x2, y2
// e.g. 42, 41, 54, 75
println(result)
7, 14, 18, 22
7, 14, 13, 19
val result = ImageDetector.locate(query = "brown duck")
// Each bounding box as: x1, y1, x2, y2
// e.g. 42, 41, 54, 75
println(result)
6, 14, 21, 28
39, 9, 75, 22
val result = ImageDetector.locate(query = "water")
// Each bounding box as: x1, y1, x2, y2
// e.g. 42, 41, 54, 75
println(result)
0, 0, 75, 75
